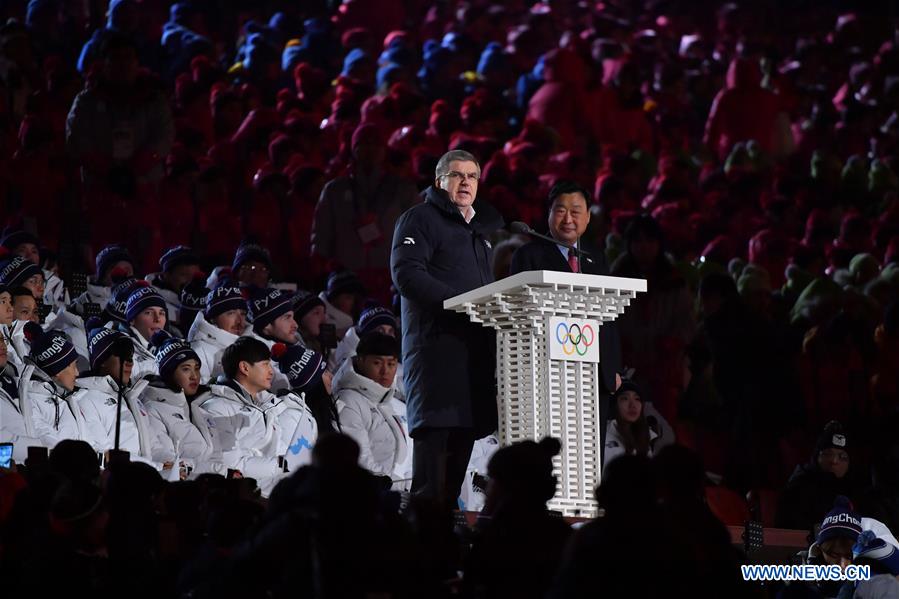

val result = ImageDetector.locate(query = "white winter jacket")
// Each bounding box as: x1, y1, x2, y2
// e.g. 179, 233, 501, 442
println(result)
329, 326, 406, 400
140, 380, 213, 469
603, 419, 659, 467
18, 364, 88, 449
76, 375, 170, 467
273, 390, 318, 471
0, 364, 41, 462
194, 381, 285, 494
2, 321, 29, 371
43, 268, 68, 311
332, 359, 410, 482
124, 325, 159, 381
44, 307, 90, 373
187, 312, 244, 384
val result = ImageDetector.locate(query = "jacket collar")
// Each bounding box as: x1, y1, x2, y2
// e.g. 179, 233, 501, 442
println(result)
421, 186, 504, 233
332, 358, 395, 406
188, 312, 241, 348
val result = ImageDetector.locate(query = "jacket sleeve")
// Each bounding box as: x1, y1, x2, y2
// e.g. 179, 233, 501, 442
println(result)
336, 396, 390, 476
74, 395, 112, 452
390, 209, 458, 310
199, 402, 281, 480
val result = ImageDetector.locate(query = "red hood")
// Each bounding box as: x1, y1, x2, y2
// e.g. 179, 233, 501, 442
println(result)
726, 57, 762, 90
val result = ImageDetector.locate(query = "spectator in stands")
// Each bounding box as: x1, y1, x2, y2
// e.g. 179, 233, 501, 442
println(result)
122, 282, 168, 380
604, 378, 658, 466
248, 287, 299, 346
231, 244, 272, 289
19, 330, 83, 448
292, 290, 327, 353
195, 336, 284, 495
0, 256, 45, 301
464, 437, 571, 599
391, 149, 503, 507
274, 342, 340, 436
187, 282, 248, 383
0, 228, 64, 309
145, 245, 202, 323
177, 273, 208, 334
320, 270, 366, 340
311, 123, 419, 298
332, 332, 409, 485
777, 421, 863, 532
267, 343, 320, 470
0, 331, 40, 462
0, 286, 13, 326
71, 244, 135, 314
330, 305, 397, 373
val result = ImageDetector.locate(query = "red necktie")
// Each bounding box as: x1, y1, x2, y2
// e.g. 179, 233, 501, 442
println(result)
568, 248, 579, 273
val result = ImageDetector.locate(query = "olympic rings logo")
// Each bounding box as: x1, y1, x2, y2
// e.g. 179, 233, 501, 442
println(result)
555, 322, 596, 356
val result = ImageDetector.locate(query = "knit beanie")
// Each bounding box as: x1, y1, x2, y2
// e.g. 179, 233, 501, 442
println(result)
87, 326, 131, 371
0, 227, 38, 250
205, 282, 247, 320
247, 287, 294, 333
357, 306, 397, 336
325, 270, 365, 300
159, 245, 200, 273
124, 282, 167, 323
292, 289, 325, 321
231, 243, 272, 273
151, 330, 201, 381
817, 496, 862, 545
106, 275, 140, 323
0, 256, 42, 288
356, 331, 400, 358
271, 343, 325, 390
815, 420, 849, 457
95, 245, 133, 282
179, 272, 208, 327
28, 330, 78, 376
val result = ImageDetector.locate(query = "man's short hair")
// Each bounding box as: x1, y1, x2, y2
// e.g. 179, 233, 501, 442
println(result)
10, 286, 34, 301
435, 150, 480, 179
356, 332, 400, 359
548, 180, 592, 209
222, 336, 271, 380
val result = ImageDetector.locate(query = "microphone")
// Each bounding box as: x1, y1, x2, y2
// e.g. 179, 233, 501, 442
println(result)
509, 221, 591, 257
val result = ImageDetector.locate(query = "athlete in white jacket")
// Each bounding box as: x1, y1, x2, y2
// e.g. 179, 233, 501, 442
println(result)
70, 244, 134, 316
194, 337, 286, 496
121, 283, 170, 380
187, 283, 249, 383
0, 337, 41, 463
18, 331, 85, 449
332, 332, 410, 486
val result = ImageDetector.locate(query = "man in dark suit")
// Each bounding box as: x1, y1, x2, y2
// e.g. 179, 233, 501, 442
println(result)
510, 181, 623, 461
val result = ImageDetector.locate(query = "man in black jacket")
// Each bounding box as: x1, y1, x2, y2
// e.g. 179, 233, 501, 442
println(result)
391, 149, 504, 508
510, 181, 623, 463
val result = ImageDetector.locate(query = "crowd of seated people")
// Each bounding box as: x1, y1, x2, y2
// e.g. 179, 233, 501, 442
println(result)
1, 0, 899, 596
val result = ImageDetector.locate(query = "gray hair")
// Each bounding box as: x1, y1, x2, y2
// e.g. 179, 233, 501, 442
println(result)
435, 150, 481, 179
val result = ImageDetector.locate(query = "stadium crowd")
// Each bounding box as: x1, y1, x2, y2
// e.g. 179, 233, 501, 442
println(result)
2, 0, 899, 596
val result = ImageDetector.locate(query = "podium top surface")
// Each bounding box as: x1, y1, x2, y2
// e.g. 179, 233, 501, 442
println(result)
444, 270, 647, 310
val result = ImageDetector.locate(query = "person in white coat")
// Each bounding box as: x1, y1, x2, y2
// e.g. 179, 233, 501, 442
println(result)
18, 330, 85, 449
120, 282, 169, 380
194, 336, 285, 496
320, 270, 364, 340
246, 287, 299, 392
144, 245, 202, 324
187, 282, 249, 383
328, 305, 406, 400
603, 379, 658, 467
77, 326, 173, 472
269, 342, 327, 471
141, 331, 213, 475
0, 229, 65, 310
0, 334, 41, 463
332, 332, 410, 487
70, 244, 135, 315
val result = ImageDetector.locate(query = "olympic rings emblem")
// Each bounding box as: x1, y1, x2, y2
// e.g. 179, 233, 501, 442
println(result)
555, 322, 596, 356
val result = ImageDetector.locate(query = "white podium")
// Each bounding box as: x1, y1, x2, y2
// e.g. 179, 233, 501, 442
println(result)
445, 270, 647, 516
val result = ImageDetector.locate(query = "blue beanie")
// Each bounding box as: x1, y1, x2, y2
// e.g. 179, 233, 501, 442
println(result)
125, 283, 167, 323
95, 244, 133, 282
205, 283, 247, 320
0, 256, 42, 288
0, 227, 39, 250
357, 306, 397, 336
326, 270, 365, 300
179, 274, 208, 326
151, 330, 201, 381
271, 343, 325, 390
106, 276, 139, 323
818, 496, 863, 545
342, 47, 372, 78
292, 290, 325, 321
477, 42, 510, 78
159, 245, 199, 273
853, 530, 899, 575
87, 326, 131, 371
29, 331, 77, 376
248, 288, 294, 333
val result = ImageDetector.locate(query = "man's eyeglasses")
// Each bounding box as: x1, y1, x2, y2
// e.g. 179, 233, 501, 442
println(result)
441, 171, 480, 183
240, 264, 270, 273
